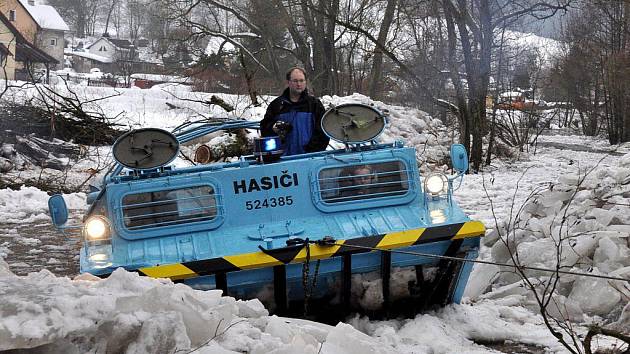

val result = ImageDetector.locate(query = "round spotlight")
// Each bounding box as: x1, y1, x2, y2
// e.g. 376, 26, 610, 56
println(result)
84, 215, 110, 241
424, 174, 447, 195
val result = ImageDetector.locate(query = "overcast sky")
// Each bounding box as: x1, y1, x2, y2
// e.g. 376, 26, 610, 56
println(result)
510, 2, 581, 40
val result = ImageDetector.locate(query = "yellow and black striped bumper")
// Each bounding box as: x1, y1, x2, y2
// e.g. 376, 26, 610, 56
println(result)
138, 221, 485, 280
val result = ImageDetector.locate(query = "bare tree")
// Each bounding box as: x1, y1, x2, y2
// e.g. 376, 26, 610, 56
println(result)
560, 1, 630, 144
48, 0, 103, 37
440, 0, 573, 172
103, 0, 119, 35
269, 0, 341, 94
368, 0, 398, 100
126, 0, 146, 41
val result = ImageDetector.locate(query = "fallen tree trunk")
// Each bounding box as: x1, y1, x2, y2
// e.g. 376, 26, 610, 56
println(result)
1, 135, 81, 172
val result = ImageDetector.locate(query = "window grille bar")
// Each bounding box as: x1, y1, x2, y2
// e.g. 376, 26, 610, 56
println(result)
125, 205, 218, 221
323, 189, 408, 203
319, 178, 412, 193
122, 187, 221, 230
127, 215, 217, 230
123, 194, 214, 209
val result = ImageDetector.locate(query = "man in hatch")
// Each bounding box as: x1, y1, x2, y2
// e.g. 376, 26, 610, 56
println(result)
339, 164, 378, 200
261, 67, 329, 156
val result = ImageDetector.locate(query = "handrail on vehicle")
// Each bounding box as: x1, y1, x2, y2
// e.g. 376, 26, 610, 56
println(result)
174, 120, 261, 144
106, 120, 262, 182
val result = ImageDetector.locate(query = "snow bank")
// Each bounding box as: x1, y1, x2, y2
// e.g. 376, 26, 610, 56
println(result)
476, 151, 630, 320
0, 263, 406, 353
0, 186, 85, 224
346, 301, 574, 353
321, 93, 451, 169
0, 267, 227, 352
0, 186, 51, 224
0, 257, 596, 353
1, 84, 257, 132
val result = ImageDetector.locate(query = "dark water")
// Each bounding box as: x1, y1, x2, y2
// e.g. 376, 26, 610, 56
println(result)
1, 218, 82, 277
535, 141, 625, 156
482, 341, 547, 354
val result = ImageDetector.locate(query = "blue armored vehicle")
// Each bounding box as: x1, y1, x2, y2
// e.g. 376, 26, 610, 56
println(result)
49, 103, 484, 319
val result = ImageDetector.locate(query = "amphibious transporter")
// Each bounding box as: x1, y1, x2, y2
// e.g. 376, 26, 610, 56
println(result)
49, 103, 485, 319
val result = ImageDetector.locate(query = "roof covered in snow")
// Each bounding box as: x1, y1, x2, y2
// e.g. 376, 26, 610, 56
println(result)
106, 37, 132, 49
18, 0, 69, 32
64, 49, 113, 63
86, 37, 133, 50
499, 91, 526, 98
205, 36, 237, 55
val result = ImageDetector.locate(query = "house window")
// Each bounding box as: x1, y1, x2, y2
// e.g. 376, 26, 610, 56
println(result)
99, 46, 107, 52
50, 38, 57, 46
9, 10, 16, 21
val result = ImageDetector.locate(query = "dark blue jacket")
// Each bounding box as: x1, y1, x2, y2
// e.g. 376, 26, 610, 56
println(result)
261, 88, 329, 155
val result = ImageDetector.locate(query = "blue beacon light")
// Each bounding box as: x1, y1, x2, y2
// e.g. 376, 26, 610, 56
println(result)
264, 138, 277, 151
253, 136, 283, 162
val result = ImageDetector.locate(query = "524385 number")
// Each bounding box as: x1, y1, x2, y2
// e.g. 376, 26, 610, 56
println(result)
245, 196, 293, 210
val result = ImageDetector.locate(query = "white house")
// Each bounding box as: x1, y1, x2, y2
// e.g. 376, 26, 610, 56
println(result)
86, 36, 136, 62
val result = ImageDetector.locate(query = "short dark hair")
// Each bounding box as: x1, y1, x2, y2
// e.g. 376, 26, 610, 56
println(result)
341, 164, 374, 178
286, 67, 307, 81
353, 165, 373, 174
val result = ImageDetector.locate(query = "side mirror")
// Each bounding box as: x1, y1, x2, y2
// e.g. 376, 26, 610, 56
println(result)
48, 194, 69, 228
450, 144, 468, 174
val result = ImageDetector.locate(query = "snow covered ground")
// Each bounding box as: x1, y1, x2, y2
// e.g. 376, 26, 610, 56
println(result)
0, 84, 628, 353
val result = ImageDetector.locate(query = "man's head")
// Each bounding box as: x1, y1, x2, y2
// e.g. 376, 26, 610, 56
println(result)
286, 67, 307, 99
352, 165, 375, 187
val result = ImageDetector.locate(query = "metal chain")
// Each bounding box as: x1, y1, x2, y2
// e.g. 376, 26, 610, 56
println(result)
310, 259, 321, 298
302, 238, 311, 316
299, 238, 324, 317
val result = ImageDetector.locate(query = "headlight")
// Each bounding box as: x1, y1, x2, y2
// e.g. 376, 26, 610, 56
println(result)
424, 174, 447, 195
84, 215, 110, 241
